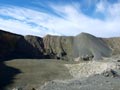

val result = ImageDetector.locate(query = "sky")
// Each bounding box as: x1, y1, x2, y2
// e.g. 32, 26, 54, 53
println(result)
0, 0, 120, 37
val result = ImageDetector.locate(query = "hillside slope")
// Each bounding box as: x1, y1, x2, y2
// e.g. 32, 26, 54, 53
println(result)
0, 29, 120, 61
74, 33, 112, 60
104, 37, 120, 55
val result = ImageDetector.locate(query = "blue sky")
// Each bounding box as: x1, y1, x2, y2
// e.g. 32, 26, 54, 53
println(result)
0, 0, 120, 37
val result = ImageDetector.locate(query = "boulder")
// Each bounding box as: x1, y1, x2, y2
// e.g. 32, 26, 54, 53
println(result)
102, 69, 119, 77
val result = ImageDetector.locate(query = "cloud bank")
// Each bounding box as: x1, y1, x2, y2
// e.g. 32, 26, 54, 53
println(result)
0, 0, 120, 37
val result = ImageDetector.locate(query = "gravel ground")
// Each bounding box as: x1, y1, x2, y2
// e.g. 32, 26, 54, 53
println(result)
3, 55, 120, 90
40, 56, 120, 90
40, 75, 120, 90
4, 59, 73, 90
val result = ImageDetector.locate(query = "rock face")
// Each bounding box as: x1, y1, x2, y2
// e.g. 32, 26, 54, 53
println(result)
104, 37, 120, 55
0, 30, 46, 60
43, 35, 74, 60
16, 35, 45, 59
0, 30, 22, 60
0, 29, 118, 61
0, 30, 74, 60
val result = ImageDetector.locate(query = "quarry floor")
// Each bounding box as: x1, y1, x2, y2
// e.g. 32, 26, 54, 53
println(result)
2, 55, 120, 90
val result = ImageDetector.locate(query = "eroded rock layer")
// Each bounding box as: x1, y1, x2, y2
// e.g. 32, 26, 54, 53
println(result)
0, 30, 118, 60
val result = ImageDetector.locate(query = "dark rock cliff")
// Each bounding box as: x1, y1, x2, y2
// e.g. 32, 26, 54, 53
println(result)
0, 30, 46, 60
0, 30, 22, 60
15, 35, 45, 59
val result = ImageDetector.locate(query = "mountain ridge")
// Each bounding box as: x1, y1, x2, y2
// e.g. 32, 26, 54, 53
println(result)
0, 29, 119, 61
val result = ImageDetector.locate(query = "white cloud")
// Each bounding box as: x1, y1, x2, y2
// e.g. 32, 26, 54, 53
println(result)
0, 1, 120, 37
96, 1, 106, 13
0, 18, 47, 36
108, 3, 120, 20
0, 6, 63, 37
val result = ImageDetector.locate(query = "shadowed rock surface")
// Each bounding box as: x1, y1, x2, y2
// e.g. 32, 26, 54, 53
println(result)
15, 35, 45, 59
0, 30, 22, 60
0, 29, 119, 61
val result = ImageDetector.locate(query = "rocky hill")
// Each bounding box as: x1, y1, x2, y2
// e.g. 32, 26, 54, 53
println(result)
0, 29, 120, 61
74, 33, 112, 60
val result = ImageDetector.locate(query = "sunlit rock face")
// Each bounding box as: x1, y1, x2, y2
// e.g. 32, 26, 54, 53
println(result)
43, 35, 74, 60
74, 32, 112, 60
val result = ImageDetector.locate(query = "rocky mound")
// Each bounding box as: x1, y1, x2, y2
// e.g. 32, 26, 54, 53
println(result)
74, 33, 112, 60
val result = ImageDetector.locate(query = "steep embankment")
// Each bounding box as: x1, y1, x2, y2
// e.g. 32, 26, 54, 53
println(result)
74, 33, 112, 60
